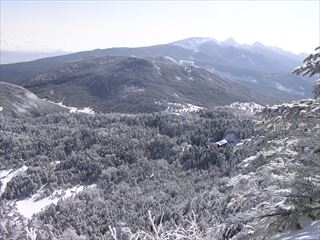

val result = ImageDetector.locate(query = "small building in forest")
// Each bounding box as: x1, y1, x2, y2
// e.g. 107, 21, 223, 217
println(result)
214, 139, 228, 147
207, 139, 228, 148
207, 133, 239, 148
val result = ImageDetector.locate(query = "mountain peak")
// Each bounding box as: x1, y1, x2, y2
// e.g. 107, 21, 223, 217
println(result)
170, 37, 217, 50
252, 41, 266, 48
220, 37, 240, 47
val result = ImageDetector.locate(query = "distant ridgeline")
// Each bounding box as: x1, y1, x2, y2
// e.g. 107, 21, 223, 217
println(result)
0, 37, 314, 104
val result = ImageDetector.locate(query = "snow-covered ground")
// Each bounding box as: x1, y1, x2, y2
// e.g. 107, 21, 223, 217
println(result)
228, 101, 264, 113
45, 100, 95, 114
228, 100, 320, 239
0, 106, 3, 112
152, 62, 162, 75
165, 102, 203, 114
172, 37, 213, 51
163, 56, 180, 65
0, 166, 28, 195
272, 222, 320, 240
15, 184, 96, 218
267, 98, 316, 110
262, 99, 320, 123
179, 60, 194, 67
70, 107, 94, 114
50, 160, 61, 166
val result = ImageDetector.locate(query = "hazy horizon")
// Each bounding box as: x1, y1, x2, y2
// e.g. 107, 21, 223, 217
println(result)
1, 1, 319, 55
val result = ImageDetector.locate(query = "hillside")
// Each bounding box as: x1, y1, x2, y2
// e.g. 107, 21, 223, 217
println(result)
0, 98, 319, 239
0, 38, 313, 101
22, 56, 273, 113
0, 82, 66, 117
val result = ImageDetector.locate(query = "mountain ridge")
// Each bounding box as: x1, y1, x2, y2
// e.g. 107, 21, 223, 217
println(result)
22, 56, 274, 113
0, 37, 312, 101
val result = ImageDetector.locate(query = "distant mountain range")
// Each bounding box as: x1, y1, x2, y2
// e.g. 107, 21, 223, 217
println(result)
0, 37, 314, 111
21, 56, 272, 113
0, 50, 69, 64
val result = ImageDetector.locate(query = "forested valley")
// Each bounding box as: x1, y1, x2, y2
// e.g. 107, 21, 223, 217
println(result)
1, 99, 319, 240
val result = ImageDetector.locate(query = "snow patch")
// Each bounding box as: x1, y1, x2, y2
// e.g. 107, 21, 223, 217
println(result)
45, 100, 95, 115
228, 102, 264, 113
12, 103, 27, 113
0, 166, 28, 195
180, 60, 194, 67
0, 106, 3, 112
71, 107, 95, 114
50, 161, 61, 166
179, 103, 203, 113
165, 102, 203, 114
240, 155, 258, 167
163, 56, 180, 65
25, 92, 38, 101
153, 62, 162, 75
272, 221, 320, 240
15, 184, 96, 218
184, 67, 192, 74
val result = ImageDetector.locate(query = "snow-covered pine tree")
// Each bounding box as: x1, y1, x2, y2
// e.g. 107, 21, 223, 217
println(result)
293, 46, 320, 98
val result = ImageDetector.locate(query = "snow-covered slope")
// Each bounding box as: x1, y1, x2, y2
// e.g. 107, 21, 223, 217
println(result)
273, 221, 320, 240
1, 166, 91, 220
228, 101, 264, 113
171, 37, 215, 51
44, 100, 95, 115
0, 166, 28, 196
164, 102, 203, 114
222, 98, 320, 239
0, 82, 66, 117
15, 184, 96, 218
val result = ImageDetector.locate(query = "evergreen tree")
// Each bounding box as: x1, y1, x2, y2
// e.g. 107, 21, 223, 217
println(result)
293, 46, 320, 98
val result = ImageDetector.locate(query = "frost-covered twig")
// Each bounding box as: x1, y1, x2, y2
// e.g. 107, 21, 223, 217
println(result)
129, 210, 205, 240
109, 225, 117, 240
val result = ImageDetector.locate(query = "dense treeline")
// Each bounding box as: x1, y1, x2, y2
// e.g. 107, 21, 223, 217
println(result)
0, 108, 256, 239
0, 109, 254, 201
2, 101, 318, 240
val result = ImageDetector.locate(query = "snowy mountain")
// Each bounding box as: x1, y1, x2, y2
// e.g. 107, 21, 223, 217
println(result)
170, 37, 216, 51
220, 37, 242, 48
0, 37, 312, 101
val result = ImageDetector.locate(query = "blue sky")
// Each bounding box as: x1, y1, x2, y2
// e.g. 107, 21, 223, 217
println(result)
0, 1, 319, 54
